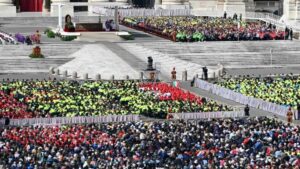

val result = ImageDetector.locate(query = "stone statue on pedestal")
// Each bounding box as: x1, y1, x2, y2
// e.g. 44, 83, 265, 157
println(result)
146, 56, 155, 71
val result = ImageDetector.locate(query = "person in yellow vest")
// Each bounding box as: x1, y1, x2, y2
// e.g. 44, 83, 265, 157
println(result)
287, 107, 293, 123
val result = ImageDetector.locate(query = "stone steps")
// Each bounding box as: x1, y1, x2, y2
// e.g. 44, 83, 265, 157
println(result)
134, 40, 300, 68
119, 43, 212, 80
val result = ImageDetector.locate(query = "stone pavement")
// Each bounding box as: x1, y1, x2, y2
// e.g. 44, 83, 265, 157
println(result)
57, 44, 140, 80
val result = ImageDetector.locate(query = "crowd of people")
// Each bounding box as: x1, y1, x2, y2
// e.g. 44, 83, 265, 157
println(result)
122, 16, 286, 42
1, 117, 299, 168
0, 80, 230, 119
218, 76, 300, 109
0, 31, 16, 45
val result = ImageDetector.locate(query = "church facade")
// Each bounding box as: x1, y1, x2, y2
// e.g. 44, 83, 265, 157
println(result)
0, 0, 298, 20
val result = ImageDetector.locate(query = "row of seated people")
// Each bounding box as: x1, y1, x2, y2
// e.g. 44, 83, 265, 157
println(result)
122, 16, 287, 42
0, 79, 231, 119
0, 117, 299, 168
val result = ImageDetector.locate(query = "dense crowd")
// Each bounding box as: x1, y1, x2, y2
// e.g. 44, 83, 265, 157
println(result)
0, 80, 230, 119
122, 16, 286, 42
218, 76, 300, 109
1, 117, 300, 168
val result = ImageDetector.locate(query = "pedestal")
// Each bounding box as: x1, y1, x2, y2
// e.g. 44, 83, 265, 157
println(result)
143, 70, 160, 81
0, 5, 16, 17
51, 4, 74, 17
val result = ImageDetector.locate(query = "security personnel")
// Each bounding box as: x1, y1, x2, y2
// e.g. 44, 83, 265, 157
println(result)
244, 104, 250, 116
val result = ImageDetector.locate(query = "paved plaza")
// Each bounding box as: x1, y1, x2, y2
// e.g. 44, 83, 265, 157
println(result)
0, 15, 299, 122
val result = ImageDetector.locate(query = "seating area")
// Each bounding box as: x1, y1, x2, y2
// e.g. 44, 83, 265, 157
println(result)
217, 76, 300, 109
1, 117, 299, 168
0, 80, 231, 119
0, 30, 17, 45
121, 16, 286, 42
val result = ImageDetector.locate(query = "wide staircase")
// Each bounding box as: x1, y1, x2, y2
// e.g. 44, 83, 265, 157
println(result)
133, 40, 300, 68
0, 43, 81, 73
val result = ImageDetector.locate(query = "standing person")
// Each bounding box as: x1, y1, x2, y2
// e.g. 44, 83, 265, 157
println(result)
239, 14, 242, 21
171, 67, 176, 80
244, 104, 250, 116
35, 30, 41, 44
287, 107, 293, 124
290, 28, 293, 40
203, 67, 208, 80
224, 11, 227, 19
285, 27, 289, 40
297, 104, 300, 120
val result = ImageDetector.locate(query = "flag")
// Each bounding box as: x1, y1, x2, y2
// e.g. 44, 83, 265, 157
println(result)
172, 81, 179, 87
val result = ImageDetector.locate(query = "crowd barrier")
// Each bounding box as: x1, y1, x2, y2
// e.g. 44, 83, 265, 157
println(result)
8, 115, 140, 126
92, 7, 191, 17
195, 79, 291, 117
173, 111, 244, 120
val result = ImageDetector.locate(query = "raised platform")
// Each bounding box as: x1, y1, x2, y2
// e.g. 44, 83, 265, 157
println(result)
0, 5, 16, 17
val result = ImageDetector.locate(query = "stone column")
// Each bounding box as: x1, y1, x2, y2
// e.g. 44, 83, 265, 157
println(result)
51, 0, 74, 17
0, 0, 16, 16
223, 0, 246, 16
162, 0, 183, 5
284, 0, 300, 20
116, 0, 128, 4
162, 0, 189, 9
155, 0, 162, 9
189, 0, 218, 11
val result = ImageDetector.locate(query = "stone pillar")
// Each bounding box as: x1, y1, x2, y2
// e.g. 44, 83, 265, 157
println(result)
155, 0, 162, 9
161, 0, 189, 9
284, 0, 300, 20
223, 0, 246, 16
51, 0, 74, 17
190, 0, 218, 11
245, 0, 255, 12
0, 0, 16, 17
116, 0, 128, 4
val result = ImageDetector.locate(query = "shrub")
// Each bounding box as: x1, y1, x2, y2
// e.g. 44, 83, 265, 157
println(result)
46, 31, 55, 38
29, 53, 44, 58
60, 35, 77, 41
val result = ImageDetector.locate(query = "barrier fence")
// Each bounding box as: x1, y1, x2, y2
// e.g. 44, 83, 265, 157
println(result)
1, 110, 245, 126
92, 7, 191, 17
8, 115, 140, 127
195, 78, 291, 117
173, 111, 244, 120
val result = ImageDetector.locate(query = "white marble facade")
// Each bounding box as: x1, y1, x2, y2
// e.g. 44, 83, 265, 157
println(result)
0, 0, 299, 20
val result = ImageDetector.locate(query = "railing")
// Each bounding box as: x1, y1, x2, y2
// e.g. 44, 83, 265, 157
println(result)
93, 7, 192, 17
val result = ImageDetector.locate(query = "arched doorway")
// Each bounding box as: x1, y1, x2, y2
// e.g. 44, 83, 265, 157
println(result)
19, 0, 43, 12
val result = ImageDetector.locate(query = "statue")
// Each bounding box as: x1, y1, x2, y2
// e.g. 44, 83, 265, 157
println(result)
146, 56, 155, 71
64, 14, 75, 32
